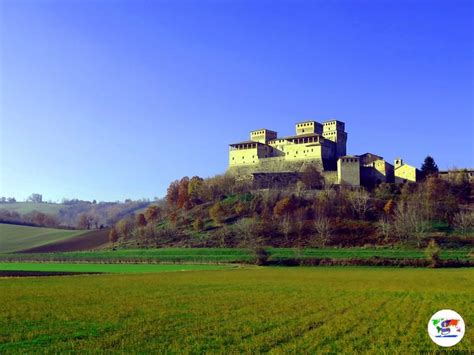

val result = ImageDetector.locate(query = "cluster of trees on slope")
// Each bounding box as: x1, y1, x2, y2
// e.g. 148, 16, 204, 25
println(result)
109, 166, 473, 249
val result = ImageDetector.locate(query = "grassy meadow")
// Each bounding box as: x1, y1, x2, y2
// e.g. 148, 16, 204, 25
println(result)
0, 267, 472, 353
0, 262, 230, 274
0, 224, 86, 253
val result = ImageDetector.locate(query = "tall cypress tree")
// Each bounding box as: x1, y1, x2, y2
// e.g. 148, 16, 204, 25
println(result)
421, 156, 439, 178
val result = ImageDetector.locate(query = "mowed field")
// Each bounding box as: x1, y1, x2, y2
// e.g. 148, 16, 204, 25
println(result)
0, 262, 230, 274
0, 224, 87, 253
0, 267, 472, 353
1, 247, 472, 263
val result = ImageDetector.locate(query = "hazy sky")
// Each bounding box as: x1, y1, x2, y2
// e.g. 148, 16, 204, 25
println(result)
1, 0, 473, 202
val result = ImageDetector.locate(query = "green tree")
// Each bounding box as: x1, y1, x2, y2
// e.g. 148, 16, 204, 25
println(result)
421, 156, 439, 178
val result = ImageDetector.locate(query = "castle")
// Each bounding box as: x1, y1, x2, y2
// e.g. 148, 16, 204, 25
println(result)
228, 119, 419, 187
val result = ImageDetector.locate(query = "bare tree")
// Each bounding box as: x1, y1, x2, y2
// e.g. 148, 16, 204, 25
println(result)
376, 218, 392, 242
348, 189, 370, 219
313, 215, 332, 247
280, 215, 293, 245
452, 211, 474, 233
393, 203, 429, 246
234, 218, 259, 248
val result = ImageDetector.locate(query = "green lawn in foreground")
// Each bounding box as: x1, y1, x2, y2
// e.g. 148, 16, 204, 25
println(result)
0, 224, 86, 253
0, 247, 471, 263
0, 267, 472, 352
0, 262, 229, 273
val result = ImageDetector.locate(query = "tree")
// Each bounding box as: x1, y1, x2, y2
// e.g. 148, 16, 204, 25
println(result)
234, 218, 258, 248
348, 189, 370, 219
108, 227, 119, 243
136, 213, 147, 227
313, 215, 332, 247
421, 156, 439, 178
177, 177, 190, 209
234, 201, 248, 217
188, 176, 204, 205
77, 213, 92, 229
280, 215, 293, 245
7, 197, 16, 203
144, 205, 161, 223
451, 211, 474, 233
383, 199, 395, 216
116, 217, 134, 240
273, 196, 297, 218
209, 201, 226, 225
193, 217, 205, 231
376, 218, 392, 242
166, 180, 180, 208
392, 203, 429, 246
27, 193, 43, 203
425, 239, 440, 268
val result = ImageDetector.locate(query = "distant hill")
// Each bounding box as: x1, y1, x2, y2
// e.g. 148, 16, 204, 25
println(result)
0, 223, 87, 253
0, 202, 65, 215
0, 200, 156, 228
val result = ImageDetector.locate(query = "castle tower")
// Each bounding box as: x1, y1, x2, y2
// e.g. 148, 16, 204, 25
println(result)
250, 129, 277, 144
322, 120, 347, 158
295, 121, 323, 135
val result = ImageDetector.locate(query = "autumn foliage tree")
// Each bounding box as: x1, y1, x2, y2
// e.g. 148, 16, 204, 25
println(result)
273, 196, 297, 218
135, 213, 147, 227
108, 227, 119, 243
209, 201, 226, 225
166, 180, 180, 208
144, 205, 161, 223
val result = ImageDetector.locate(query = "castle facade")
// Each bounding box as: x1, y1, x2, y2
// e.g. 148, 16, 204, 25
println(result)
228, 119, 420, 187
229, 120, 347, 170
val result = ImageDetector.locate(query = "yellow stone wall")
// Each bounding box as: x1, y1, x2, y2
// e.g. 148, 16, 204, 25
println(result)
394, 164, 418, 183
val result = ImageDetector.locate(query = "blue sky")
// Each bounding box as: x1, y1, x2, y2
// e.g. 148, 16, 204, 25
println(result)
1, 0, 473, 202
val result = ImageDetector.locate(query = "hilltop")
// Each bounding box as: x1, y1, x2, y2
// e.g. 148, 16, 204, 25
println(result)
109, 171, 473, 251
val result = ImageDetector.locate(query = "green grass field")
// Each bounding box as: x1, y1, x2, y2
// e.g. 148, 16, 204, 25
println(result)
0, 202, 65, 215
0, 224, 86, 253
0, 262, 229, 273
0, 267, 472, 352
1, 247, 471, 263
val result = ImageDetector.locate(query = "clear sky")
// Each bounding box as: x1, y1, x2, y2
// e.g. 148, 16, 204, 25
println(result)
1, 0, 473, 202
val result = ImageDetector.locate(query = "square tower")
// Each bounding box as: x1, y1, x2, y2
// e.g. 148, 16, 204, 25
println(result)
295, 121, 323, 135
250, 129, 277, 144
322, 119, 347, 158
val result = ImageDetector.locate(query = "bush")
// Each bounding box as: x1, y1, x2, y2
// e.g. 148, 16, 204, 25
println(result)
253, 247, 269, 265
452, 211, 474, 233
424, 239, 441, 268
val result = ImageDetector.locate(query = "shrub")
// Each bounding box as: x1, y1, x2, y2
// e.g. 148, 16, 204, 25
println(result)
452, 211, 474, 233
253, 247, 269, 265
193, 218, 204, 231
425, 239, 441, 268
